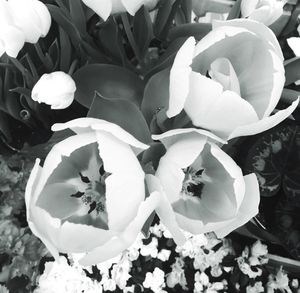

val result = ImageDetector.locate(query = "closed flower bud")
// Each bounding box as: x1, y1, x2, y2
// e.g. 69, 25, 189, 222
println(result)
31, 71, 76, 110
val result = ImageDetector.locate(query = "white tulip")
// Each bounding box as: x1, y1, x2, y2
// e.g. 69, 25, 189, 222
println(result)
31, 72, 76, 110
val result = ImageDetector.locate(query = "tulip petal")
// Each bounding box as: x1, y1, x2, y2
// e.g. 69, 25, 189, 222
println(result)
31, 0, 51, 37
287, 37, 300, 57
145, 174, 186, 245
184, 74, 259, 139
228, 98, 299, 140
204, 143, 245, 209
240, 0, 259, 17
82, 0, 112, 20
0, 25, 25, 57
214, 173, 260, 237
36, 183, 82, 219
174, 173, 259, 236
96, 130, 145, 231
213, 19, 283, 60
25, 159, 42, 207
52, 118, 149, 156
156, 133, 208, 203
28, 207, 61, 260
58, 222, 117, 253
8, 0, 42, 43
152, 127, 226, 147
121, 0, 144, 15
79, 191, 161, 266
34, 132, 98, 201
167, 37, 196, 118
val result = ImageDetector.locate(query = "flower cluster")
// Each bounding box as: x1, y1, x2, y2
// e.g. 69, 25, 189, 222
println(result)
0, 0, 299, 291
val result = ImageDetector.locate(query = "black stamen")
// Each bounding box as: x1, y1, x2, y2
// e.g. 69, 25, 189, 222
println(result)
88, 201, 97, 214
70, 191, 84, 198
189, 183, 204, 198
195, 169, 204, 176
79, 172, 90, 183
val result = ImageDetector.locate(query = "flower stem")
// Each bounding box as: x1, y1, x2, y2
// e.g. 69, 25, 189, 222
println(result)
34, 42, 53, 71
68, 59, 78, 75
121, 13, 143, 66
9, 57, 34, 87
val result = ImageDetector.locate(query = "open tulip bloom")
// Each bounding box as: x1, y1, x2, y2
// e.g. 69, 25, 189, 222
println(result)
148, 130, 260, 238
167, 19, 299, 141
25, 118, 185, 266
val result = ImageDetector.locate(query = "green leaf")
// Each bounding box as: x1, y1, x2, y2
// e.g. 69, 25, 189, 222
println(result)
47, 4, 82, 49
154, 0, 174, 38
142, 68, 170, 124
181, 0, 192, 23
98, 17, 127, 65
48, 38, 60, 71
73, 64, 145, 109
145, 37, 186, 80
168, 23, 212, 41
133, 6, 154, 58
59, 27, 72, 72
9, 87, 32, 99
285, 57, 300, 86
88, 92, 152, 144
227, 0, 242, 20
69, 0, 86, 35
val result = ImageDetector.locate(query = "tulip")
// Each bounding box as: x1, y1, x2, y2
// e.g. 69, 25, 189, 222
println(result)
167, 19, 298, 141
0, 0, 51, 58
31, 72, 76, 110
241, 0, 285, 26
147, 130, 260, 238
81, 0, 158, 21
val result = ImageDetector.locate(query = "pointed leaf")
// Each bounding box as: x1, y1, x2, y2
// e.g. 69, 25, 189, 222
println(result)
285, 57, 300, 86
59, 27, 72, 72
69, 0, 86, 35
133, 6, 154, 57
73, 64, 144, 109
98, 17, 127, 65
142, 68, 170, 124
88, 92, 151, 144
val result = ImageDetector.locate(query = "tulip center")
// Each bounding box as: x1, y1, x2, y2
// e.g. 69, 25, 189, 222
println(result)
209, 57, 241, 96
70, 165, 111, 215
181, 167, 205, 199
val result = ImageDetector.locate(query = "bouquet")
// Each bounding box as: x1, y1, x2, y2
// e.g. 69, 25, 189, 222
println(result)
0, 0, 300, 292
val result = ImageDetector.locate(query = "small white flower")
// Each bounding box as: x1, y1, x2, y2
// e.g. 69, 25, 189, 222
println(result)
143, 268, 166, 293
111, 257, 132, 289
267, 268, 292, 293
157, 249, 171, 262
31, 71, 76, 110
34, 256, 102, 293
0, 285, 9, 293
101, 274, 117, 292
246, 281, 265, 293
140, 237, 158, 257
251, 240, 268, 258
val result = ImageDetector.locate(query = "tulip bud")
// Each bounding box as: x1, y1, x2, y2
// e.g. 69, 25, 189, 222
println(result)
241, 0, 285, 26
31, 71, 76, 110
0, 0, 51, 58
